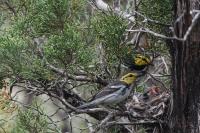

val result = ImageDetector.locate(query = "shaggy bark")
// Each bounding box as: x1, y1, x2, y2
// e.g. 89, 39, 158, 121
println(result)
167, 0, 200, 133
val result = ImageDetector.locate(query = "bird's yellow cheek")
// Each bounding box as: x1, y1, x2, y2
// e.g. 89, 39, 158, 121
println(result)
126, 78, 136, 85
135, 59, 144, 65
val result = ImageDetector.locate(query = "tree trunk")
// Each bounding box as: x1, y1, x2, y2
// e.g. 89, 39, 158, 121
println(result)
168, 0, 200, 133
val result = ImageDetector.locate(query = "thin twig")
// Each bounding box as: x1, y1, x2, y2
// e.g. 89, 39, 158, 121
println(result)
133, 11, 171, 26
92, 0, 135, 22
106, 120, 160, 127
91, 112, 114, 133
161, 56, 169, 74
182, 12, 200, 40
127, 12, 200, 42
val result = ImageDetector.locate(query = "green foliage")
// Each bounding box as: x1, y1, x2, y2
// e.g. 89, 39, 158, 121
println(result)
0, 11, 6, 28
13, 0, 87, 35
107, 127, 121, 133
93, 13, 126, 45
44, 23, 93, 69
0, 0, 94, 80
92, 12, 128, 69
11, 103, 50, 133
0, 32, 53, 80
0, 0, 172, 132
135, 85, 146, 93
93, 13, 127, 52
138, 0, 172, 56
135, 128, 147, 133
0, 34, 27, 76
139, 0, 172, 28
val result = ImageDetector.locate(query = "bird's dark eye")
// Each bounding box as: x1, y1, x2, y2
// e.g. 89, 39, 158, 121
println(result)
142, 58, 149, 63
129, 75, 133, 77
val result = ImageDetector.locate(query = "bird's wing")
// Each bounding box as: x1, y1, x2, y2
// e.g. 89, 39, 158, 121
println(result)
91, 81, 128, 100
78, 81, 129, 109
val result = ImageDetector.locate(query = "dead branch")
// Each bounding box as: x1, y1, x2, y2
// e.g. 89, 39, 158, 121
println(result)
127, 11, 200, 42
92, 0, 135, 22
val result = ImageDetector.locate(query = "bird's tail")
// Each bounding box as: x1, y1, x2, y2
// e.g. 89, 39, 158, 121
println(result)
77, 100, 98, 109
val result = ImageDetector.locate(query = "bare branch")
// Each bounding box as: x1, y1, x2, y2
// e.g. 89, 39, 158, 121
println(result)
92, 0, 135, 22
133, 11, 171, 26
91, 112, 114, 133
106, 120, 160, 127
68, 75, 108, 85
127, 11, 200, 42
146, 72, 169, 91
182, 12, 200, 40
33, 37, 108, 86
161, 56, 169, 74
127, 28, 179, 40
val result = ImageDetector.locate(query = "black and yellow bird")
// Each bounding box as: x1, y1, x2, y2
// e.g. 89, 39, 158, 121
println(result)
77, 72, 144, 109
123, 54, 151, 71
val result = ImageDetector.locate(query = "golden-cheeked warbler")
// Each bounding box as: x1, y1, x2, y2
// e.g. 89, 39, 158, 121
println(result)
77, 72, 144, 109
123, 54, 152, 71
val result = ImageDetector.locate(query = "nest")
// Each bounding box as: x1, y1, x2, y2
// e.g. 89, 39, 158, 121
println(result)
126, 86, 170, 118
